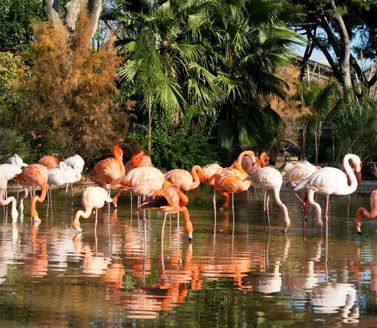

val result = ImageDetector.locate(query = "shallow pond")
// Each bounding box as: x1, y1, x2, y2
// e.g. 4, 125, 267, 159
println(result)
1, 183, 377, 327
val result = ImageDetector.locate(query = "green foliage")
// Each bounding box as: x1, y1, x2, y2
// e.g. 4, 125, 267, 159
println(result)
330, 96, 377, 162
295, 80, 340, 163
128, 121, 218, 170
217, 104, 285, 159
0, 51, 29, 117
0, 0, 43, 52
0, 128, 31, 163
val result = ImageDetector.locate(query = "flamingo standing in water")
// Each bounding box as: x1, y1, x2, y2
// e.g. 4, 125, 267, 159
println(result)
165, 165, 204, 201
15, 164, 48, 224
211, 150, 256, 210
283, 159, 320, 220
354, 189, 377, 234
139, 181, 193, 240
112, 166, 165, 207
245, 158, 291, 232
294, 154, 362, 229
73, 186, 113, 232
0, 164, 22, 221
64, 154, 85, 194
90, 145, 125, 193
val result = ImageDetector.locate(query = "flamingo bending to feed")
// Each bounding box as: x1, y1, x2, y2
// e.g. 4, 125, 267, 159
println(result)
38, 155, 63, 169
294, 154, 362, 229
165, 165, 204, 201
15, 164, 48, 224
139, 181, 193, 240
245, 164, 291, 232
90, 145, 125, 192
73, 186, 113, 232
354, 189, 377, 234
0, 164, 23, 221
112, 166, 165, 207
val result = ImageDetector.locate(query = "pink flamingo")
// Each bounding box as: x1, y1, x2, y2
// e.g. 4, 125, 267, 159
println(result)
15, 164, 48, 224
73, 186, 113, 232
139, 181, 193, 240
294, 154, 362, 229
38, 155, 63, 169
354, 189, 377, 234
90, 145, 125, 192
212, 151, 256, 210
165, 165, 204, 201
112, 166, 165, 207
125, 150, 152, 173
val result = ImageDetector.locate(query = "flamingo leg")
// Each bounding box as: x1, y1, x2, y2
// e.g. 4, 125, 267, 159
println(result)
307, 189, 323, 228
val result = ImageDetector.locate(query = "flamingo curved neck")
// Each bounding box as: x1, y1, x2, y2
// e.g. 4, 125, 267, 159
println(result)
190, 166, 202, 189
343, 154, 359, 193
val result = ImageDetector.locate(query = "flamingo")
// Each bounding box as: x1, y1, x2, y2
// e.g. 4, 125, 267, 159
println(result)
294, 154, 362, 229
112, 166, 165, 207
283, 159, 320, 219
212, 150, 256, 210
245, 164, 291, 232
38, 155, 63, 169
354, 189, 377, 234
0, 164, 22, 221
139, 181, 193, 240
15, 164, 48, 224
47, 161, 77, 200
125, 150, 152, 172
6, 154, 28, 168
63, 154, 85, 194
165, 165, 204, 201
72, 186, 113, 232
90, 145, 125, 192
200, 163, 228, 211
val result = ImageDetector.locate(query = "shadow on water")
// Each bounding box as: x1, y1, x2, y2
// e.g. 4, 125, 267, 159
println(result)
1, 186, 377, 326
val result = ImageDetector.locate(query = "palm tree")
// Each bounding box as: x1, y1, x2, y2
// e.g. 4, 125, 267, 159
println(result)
109, 0, 301, 159
115, 0, 228, 154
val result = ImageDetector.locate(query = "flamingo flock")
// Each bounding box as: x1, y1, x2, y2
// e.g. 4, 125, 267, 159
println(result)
2, 145, 376, 242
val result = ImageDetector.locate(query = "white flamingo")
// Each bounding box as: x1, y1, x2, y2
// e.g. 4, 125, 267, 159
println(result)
73, 186, 113, 232
63, 154, 85, 194
246, 166, 290, 232
294, 154, 362, 229
0, 164, 22, 221
6, 154, 28, 168
283, 159, 320, 220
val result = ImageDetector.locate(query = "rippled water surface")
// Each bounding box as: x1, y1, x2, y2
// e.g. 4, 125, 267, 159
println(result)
1, 184, 377, 327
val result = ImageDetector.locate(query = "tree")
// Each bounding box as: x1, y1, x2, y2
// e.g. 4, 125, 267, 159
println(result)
284, 0, 377, 95
0, 0, 43, 52
296, 80, 340, 164
12, 11, 124, 158
114, 0, 230, 155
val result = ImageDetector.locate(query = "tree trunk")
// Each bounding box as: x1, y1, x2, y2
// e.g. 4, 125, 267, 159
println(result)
330, 0, 352, 89
46, 0, 103, 43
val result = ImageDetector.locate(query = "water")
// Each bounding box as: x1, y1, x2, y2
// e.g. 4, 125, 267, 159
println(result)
1, 184, 377, 327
